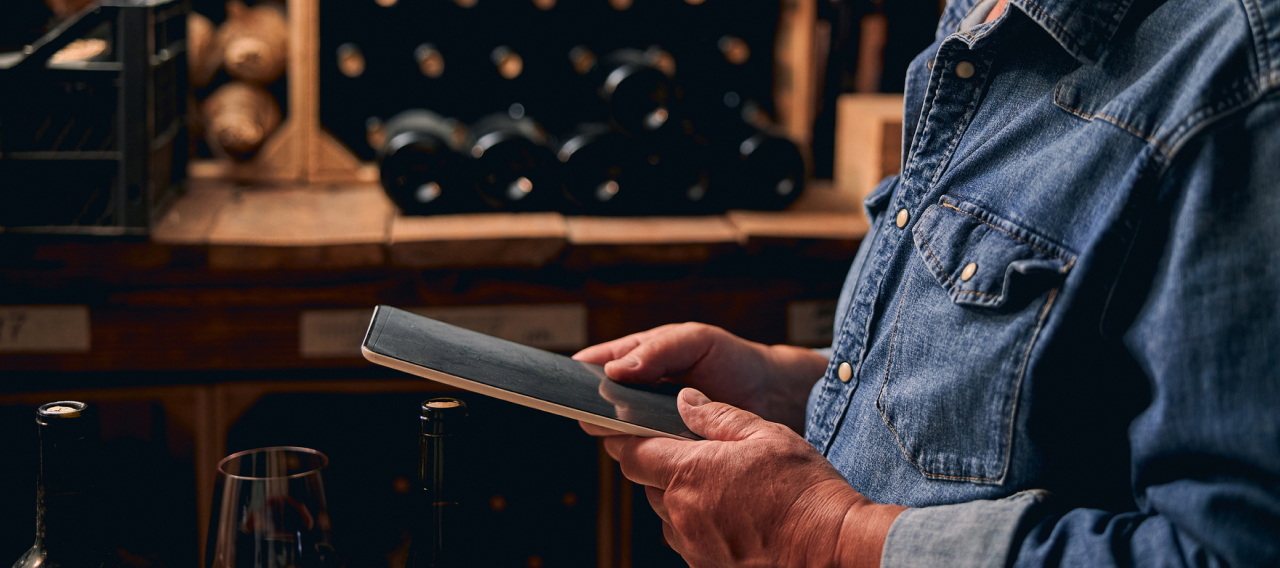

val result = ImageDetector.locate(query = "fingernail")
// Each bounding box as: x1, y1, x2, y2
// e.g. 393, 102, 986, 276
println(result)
617, 356, 641, 369
682, 388, 711, 407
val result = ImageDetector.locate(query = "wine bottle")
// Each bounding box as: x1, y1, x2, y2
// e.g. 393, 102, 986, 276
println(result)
594, 49, 680, 138
187, 12, 218, 88
201, 81, 282, 160
467, 112, 563, 212
716, 121, 807, 211
12, 401, 120, 568
647, 133, 724, 215
483, 41, 557, 129
407, 398, 469, 568
415, 43, 446, 79
378, 109, 481, 215
557, 123, 655, 215
218, 0, 289, 85
336, 42, 366, 78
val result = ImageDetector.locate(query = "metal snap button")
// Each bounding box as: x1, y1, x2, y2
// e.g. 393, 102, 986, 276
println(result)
837, 362, 853, 383
961, 262, 978, 281
895, 209, 909, 228
926, 58, 934, 70
955, 61, 975, 79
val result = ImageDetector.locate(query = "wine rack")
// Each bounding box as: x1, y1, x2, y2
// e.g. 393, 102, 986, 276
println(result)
189, 0, 820, 187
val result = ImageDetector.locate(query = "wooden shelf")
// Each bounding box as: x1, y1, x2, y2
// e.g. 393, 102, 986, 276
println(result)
147, 179, 866, 270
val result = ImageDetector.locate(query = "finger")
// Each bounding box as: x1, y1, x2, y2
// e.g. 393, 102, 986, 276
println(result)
618, 435, 687, 489
603, 434, 634, 462
572, 337, 640, 365
579, 420, 626, 438
571, 326, 674, 365
678, 388, 768, 442
644, 485, 670, 525
603, 323, 724, 383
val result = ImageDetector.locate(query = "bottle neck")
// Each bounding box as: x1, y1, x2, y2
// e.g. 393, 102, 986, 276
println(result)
418, 432, 457, 503
35, 424, 102, 552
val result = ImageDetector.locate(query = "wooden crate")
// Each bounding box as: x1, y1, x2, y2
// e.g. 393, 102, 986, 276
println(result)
834, 93, 903, 202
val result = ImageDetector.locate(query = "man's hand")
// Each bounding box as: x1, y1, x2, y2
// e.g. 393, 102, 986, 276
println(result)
606, 388, 904, 568
573, 323, 827, 431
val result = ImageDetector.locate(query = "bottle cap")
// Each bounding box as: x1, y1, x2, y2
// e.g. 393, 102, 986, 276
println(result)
36, 401, 97, 438
37, 400, 89, 421
421, 398, 467, 436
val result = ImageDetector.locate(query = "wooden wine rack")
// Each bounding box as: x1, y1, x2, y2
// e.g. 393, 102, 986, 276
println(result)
188, 0, 376, 184
189, 0, 820, 185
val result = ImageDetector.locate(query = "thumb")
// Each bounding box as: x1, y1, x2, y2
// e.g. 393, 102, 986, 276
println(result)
677, 388, 767, 442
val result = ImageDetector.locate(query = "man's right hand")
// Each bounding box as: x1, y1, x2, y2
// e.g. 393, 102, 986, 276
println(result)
572, 323, 828, 433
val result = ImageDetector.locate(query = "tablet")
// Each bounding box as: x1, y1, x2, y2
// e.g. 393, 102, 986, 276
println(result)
361, 305, 700, 440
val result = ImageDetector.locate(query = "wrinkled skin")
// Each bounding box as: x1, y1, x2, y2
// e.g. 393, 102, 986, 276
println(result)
575, 324, 903, 568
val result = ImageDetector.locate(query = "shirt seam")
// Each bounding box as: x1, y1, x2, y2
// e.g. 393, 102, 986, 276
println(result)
1052, 82, 1173, 154
939, 203, 1063, 259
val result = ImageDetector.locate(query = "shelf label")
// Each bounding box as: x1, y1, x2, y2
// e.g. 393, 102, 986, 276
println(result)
0, 305, 91, 353
299, 309, 375, 359
787, 300, 837, 347
300, 304, 588, 358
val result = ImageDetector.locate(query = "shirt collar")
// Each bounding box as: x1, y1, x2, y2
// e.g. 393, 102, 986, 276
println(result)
1007, 0, 1136, 64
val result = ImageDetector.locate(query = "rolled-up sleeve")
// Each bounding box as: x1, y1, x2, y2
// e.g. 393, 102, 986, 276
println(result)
882, 491, 1051, 567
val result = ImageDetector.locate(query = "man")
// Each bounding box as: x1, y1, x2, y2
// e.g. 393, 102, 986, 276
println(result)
577, 0, 1280, 565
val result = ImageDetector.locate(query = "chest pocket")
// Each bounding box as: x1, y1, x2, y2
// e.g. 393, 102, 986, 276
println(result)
876, 196, 1075, 484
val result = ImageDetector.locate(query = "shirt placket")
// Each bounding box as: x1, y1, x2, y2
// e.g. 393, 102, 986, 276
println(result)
810, 31, 998, 455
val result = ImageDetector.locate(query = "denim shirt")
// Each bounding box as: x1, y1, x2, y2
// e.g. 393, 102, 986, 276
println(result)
803, 0, 1280, 565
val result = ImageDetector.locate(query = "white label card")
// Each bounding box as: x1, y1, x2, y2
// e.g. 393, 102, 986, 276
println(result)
787, 300, 838, 347
0, 306, 91, 353
300, 304, 589, 358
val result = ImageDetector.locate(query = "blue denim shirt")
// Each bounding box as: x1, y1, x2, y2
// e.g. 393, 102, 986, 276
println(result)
803, 0, 1280, 565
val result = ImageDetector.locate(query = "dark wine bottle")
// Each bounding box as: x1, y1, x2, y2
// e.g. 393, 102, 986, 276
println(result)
647, 133, 724, 215
12, 401, 120, 568
594, 49, 680, 138
407, 398, 469, 568
467, 112, 563, 212
378, 109, 482, 215
557, 123, 655, 215
716, 120, 807, 211
335, 42, 366, 78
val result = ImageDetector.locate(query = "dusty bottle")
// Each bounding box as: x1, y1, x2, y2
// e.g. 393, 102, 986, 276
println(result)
12, 401, 119, 568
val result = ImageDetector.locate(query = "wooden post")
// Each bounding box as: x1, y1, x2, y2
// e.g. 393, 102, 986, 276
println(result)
774, 0, 818, 150
289, 0, 374, 184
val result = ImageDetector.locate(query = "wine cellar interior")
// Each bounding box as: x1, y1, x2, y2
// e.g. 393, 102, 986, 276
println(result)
0, 0, 942, 566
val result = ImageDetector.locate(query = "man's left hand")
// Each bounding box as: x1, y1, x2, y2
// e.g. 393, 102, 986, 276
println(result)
603, 388, 904, 568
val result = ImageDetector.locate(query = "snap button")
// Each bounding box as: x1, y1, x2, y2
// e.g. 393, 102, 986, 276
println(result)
955, 61, 975, 79
926, 58, 934, 70
895, 209, 909, 228
837, 362, 852, 383
961, 262, 978, 281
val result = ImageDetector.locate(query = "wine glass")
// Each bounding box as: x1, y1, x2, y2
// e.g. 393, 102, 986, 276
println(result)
207, 446, 338, 568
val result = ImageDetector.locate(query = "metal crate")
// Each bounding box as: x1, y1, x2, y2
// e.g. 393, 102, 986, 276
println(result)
0, 0, 189, 234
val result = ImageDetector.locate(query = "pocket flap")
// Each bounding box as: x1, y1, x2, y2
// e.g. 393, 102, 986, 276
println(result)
912, 197, 1076, 308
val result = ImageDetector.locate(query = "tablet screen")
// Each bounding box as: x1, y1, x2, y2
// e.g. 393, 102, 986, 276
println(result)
363, 305, 699, 440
